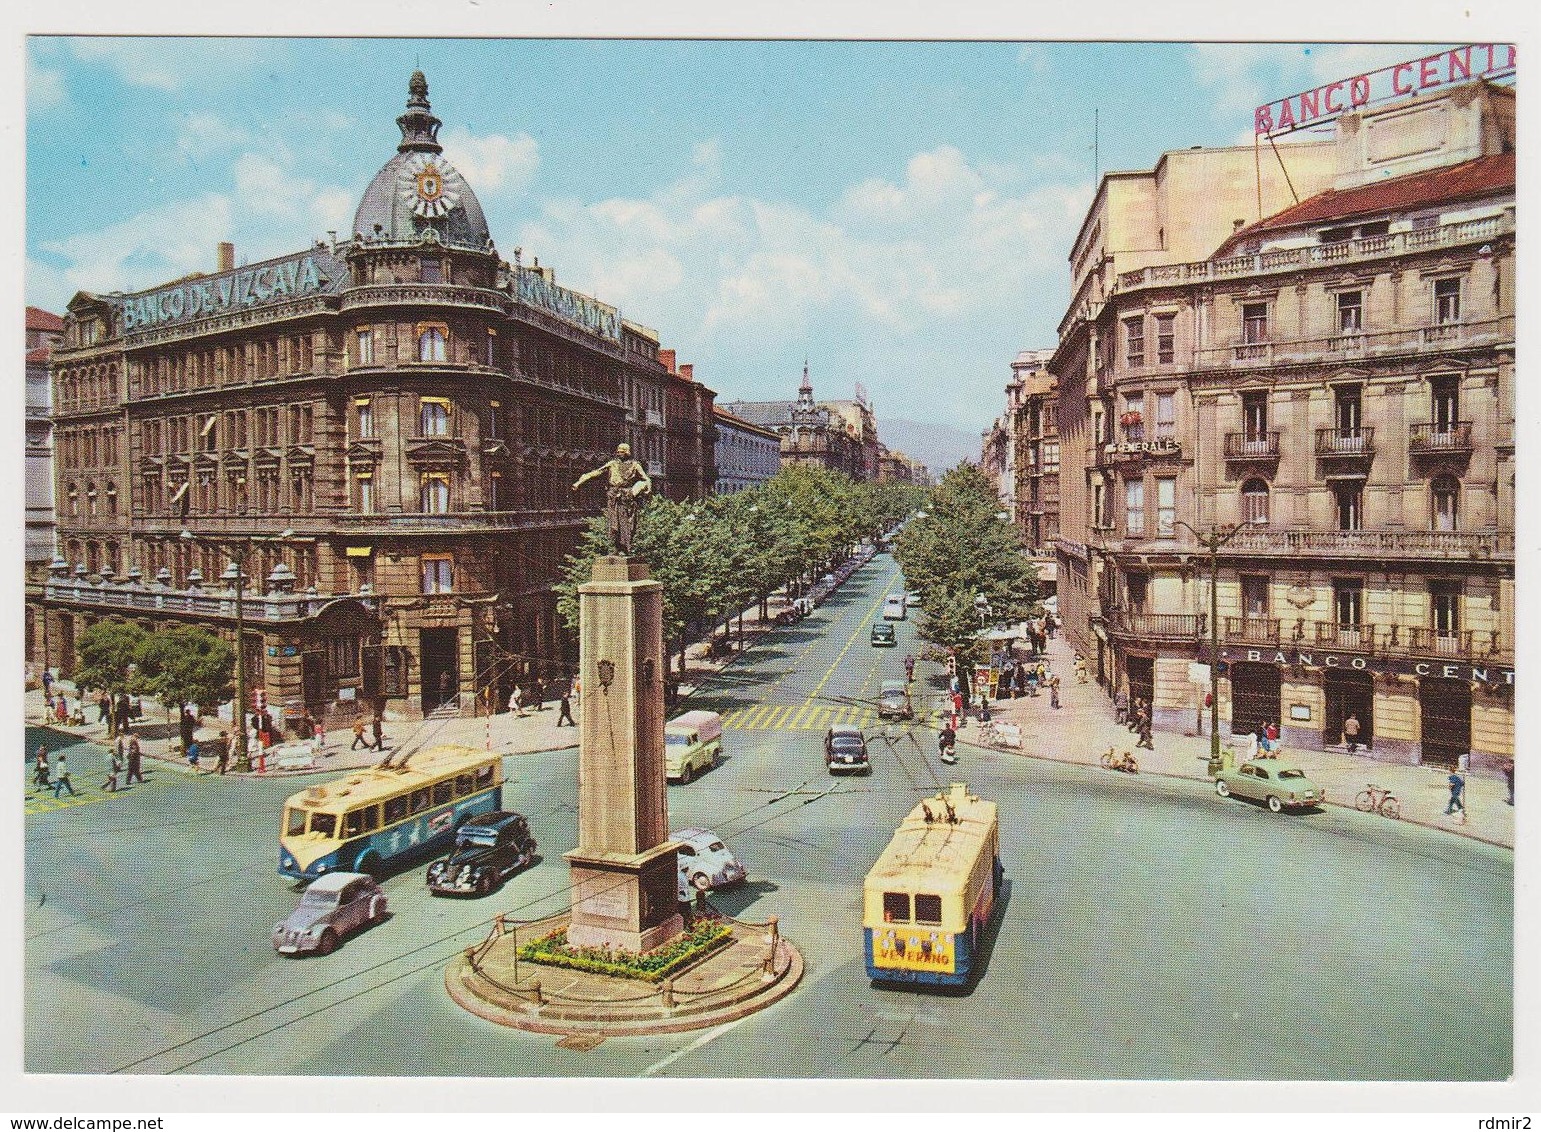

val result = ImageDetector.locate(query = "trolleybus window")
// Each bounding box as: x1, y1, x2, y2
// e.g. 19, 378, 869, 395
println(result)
410, 787, 431, 814
915, 894, 943, 924
285, 808, 307, 837
455, 773, 474, 796
432, 781, 453, 805
310, 812, 337, 838
383, 795, 410, 824
883, 892, 911, 923
343, 805, 380, 838
476, 765, 495, 788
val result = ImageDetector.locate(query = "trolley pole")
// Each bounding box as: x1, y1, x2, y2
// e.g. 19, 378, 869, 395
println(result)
1175, 520, 1254, 775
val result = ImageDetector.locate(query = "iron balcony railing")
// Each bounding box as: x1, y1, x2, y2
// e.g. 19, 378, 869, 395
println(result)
1223, 527, 1512, 561
1190, 316, 1513, 372
1223, 616, 1281, 645
1223, 431, 1281, 460
1315, 426, 1375, 458
1105, 608, 1207, 640
44, 577, 380, 622
1409, 421, 1475, 455
131, 509, 591, 536
1115, 214, 1511, 292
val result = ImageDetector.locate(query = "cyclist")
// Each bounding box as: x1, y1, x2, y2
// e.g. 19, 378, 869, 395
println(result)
938, 724, 958, 765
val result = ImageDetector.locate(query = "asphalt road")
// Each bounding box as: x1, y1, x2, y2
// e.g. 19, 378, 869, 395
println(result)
23, 554, 1512, 1079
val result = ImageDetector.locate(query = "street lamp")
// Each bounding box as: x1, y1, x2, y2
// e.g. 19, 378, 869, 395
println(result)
181, 527, 294, 773
1173, 518, 1260, 774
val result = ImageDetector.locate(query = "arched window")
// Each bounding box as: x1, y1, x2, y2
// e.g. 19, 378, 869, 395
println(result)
105, 481, 118, 516
1432, 475, 1460, 532
420, 472, 450, 514
417, 325, 447, 362
67, 482, 79, 517
1241, 478, 1270, 526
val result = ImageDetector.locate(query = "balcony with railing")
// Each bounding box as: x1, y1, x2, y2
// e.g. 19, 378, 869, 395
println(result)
131, 508, 591, 537
1115, 214, 1511, 294
1223, 527, 1512, 561
1287, 621, 1513, 665
1406, 627, 1512, 664
1191, 316, 1512, 371
1409, 421, 1475, 456
1315, 426, 1375, 460
1106, 608, 1207, 641
1223, 616, 1280, 645
1223, 431, 1281, 461
44, 574, 381, 623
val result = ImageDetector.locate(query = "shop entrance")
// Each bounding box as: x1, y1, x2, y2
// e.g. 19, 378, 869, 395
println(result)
1125, 654, 1155, 710
1418, 677, 1472, 769
1229, 661, 1281, 740
1323, 669, 1373, 751
420, 628, 460, 713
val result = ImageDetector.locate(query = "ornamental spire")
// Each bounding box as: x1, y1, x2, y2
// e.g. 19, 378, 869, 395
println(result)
396, 70, 443, 154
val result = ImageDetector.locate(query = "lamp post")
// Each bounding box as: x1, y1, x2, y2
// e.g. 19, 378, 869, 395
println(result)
181, 527, 293, 773
1173, 519, 1257, 774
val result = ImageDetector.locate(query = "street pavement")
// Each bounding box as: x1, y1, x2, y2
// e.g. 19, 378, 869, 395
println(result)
22, 552, 1513, 1079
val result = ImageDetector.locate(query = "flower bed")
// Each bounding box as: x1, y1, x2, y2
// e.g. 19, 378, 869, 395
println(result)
517, 919, 733, 983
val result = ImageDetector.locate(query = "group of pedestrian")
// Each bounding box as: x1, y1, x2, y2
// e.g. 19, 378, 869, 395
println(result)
30, 735, 145, 800
1124, 695, 1154, 750
506, 678, 578, 726
350, 713, 388, 752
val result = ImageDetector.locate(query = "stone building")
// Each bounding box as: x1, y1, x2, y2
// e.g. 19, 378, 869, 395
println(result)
713, 406, 781, 494
1052, 79, 1514, 770
1009, 349, 1060, 555
38, 71, 718, 723
721, 363, 876, 480
25, 306, 64, 667
876, 444, 929, 486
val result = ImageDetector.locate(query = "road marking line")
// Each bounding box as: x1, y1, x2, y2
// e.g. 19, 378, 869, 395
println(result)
805, 569, 899, 707
641, 1015, 755, 1077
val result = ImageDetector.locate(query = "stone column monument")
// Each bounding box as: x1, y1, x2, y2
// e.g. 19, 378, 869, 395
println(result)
564, 554, 683, 952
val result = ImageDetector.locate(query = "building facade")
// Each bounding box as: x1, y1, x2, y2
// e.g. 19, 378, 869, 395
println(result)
1053, 80, 1514, 771
876, 444, 930, 486
37, 71, 717, 724
721, 363, 876, 480
1009, 349, 1060, 555
713, 407, 781, 493
25, 307, 64, 668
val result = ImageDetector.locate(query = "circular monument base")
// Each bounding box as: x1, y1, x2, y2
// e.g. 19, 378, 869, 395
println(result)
446, 912, 804, 1037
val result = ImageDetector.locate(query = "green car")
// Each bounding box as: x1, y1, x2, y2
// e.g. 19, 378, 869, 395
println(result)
1214, 760, 1327, 812
871, 623, 897, 647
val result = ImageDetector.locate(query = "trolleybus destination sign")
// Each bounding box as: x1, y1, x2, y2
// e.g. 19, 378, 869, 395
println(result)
1255, 44, 1515, 138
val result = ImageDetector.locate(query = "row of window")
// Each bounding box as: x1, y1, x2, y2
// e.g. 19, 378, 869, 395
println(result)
134, 336, 316, 397
61, 539, 319, 592
53, 362, 121, 413
140, 404, 315, 456
57, 425, 122, 470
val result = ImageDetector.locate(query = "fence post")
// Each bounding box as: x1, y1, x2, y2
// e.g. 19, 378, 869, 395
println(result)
661, 978, 675, 1008
530, 979, 543, 1006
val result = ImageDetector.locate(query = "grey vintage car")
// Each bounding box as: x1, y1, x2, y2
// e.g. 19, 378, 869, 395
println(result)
272, 871, 387, 956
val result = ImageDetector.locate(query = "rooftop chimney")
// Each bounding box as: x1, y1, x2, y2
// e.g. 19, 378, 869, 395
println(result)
678, 364, 694, 382
659, 348, 677, 373
217, 242, 235, 272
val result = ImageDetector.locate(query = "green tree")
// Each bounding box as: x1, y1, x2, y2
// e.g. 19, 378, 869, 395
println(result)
73, 619, 149, 698
135, 625, 235, 717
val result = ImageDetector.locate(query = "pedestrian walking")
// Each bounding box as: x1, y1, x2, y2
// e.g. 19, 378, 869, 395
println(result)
950, 689, 964, 720
1114, 687, 1129, 725
351, 717, 368, 750
1136, 708, 1154, 751
116, 693, 131, 736
1050, 673, 1061, 709
102, 745, 122, 792
33, 746, 50, 791
314, 718, 328, 757
1046, 612, 1058, 640
510, 686, 527, 718
186, 738, 201, 770
1445, 771, 1466, 815
52, 752, 78, 797
978, 690, 992, 724
371, 712, 386, 751
216, 731, 230, 775
97, 691, 111, 725
1128, 697, 1145, 732
1343, 712, 1361, 755
41, 667, 53, 698
1504, 759, 1514, 806
904, 654, 916, 683
1074, 655, 1089, 684
1026, 667, 1039, 697
126, 736, 144, 784
556, 692, 576, 727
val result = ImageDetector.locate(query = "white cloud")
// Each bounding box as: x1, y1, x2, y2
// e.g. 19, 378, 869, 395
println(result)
67, 39, 185, 92
176, 113, 250, 162
38, 193, 237, 296
66, 38, 272, 93
28, 59, 67, 113
440, 126, 540, 199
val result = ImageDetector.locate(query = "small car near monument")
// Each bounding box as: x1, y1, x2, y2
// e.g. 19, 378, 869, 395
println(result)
426, 811, 537, 896
272, 872, 387, 956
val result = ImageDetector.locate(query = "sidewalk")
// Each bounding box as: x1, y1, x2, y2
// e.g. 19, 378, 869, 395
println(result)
946, 633, 1514, 850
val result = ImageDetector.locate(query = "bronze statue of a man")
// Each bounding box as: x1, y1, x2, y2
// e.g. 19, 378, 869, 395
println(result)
572, 443, 653, 555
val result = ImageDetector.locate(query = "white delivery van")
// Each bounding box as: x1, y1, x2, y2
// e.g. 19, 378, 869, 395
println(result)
882, 594, 908, 620
664, 710, 723, 783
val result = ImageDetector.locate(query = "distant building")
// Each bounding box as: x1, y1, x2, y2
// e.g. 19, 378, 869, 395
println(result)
722, 363, 876, 480
1010, 349, 1059, 554
876, 444, 929, 486
713, 406, 781, 493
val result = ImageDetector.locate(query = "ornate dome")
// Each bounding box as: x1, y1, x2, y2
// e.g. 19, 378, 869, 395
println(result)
352, 72, 492, 251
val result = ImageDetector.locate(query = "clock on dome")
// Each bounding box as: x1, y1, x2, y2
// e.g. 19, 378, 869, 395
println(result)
402, 154, 465, 220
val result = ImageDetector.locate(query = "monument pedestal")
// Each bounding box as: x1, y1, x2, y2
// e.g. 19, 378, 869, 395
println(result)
565, 844, 683, 952
565, 555, 682, 954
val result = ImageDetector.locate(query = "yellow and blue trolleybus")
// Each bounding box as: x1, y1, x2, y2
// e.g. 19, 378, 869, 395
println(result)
279, 745, 503, 881
863, 782, 1003, 987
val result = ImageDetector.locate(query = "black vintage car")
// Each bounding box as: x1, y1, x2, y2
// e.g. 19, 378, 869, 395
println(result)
426, 811, 536, 897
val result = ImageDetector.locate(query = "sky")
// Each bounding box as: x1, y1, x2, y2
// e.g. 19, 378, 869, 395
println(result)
24, 37, 1469, 437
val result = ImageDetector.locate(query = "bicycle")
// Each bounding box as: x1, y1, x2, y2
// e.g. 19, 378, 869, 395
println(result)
1355, 783, 1400, 819
1099, 747, 1139, 774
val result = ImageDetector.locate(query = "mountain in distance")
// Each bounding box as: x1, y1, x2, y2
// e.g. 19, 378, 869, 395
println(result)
878, 418, 982, 478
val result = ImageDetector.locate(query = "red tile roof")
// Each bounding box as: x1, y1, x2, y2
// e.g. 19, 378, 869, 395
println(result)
26, 306, 64, 332
1222, 153, 1514, 253
26, 346, 52, 365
